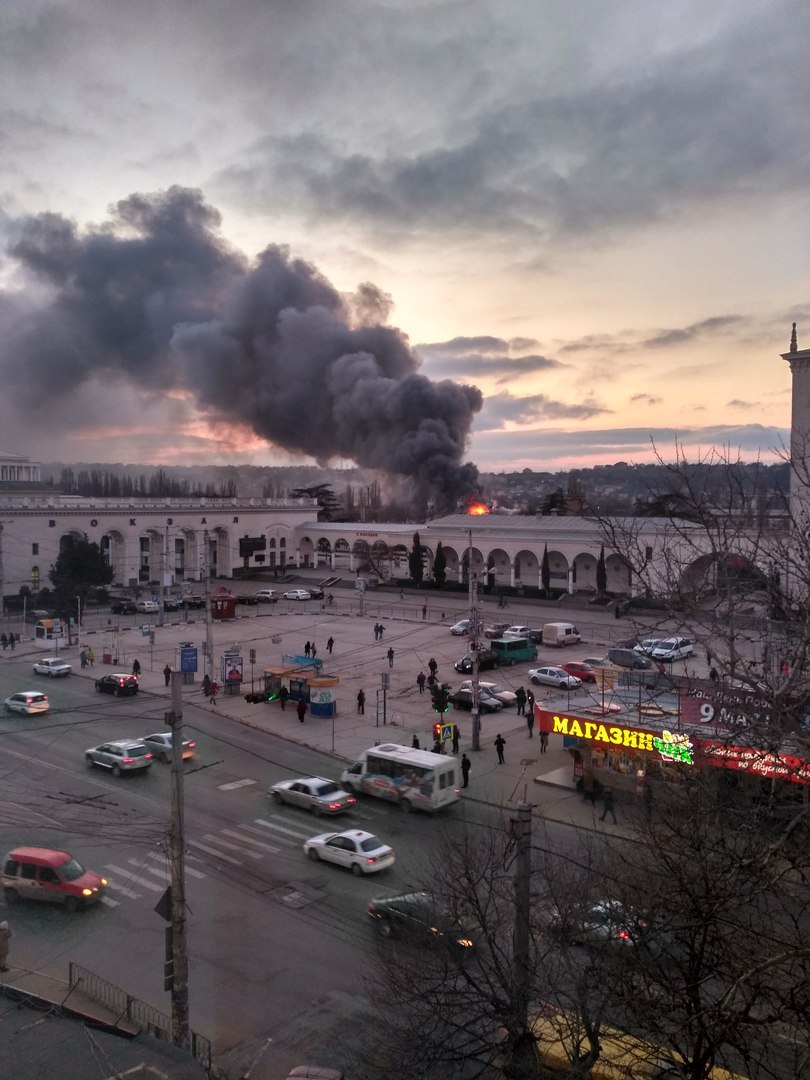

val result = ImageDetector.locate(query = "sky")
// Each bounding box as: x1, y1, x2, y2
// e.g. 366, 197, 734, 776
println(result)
1, 0, 809, 480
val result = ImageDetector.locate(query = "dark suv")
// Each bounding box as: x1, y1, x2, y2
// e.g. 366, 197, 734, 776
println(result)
367, 892, 479, 956
95, 673, 139, 696
110, 599, 137, 615
454, 648, 500, 674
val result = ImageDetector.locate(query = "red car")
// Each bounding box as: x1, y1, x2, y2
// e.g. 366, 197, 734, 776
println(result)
561, 661, 597, 684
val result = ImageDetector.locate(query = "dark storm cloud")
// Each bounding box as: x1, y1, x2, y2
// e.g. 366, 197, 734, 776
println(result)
417, 337, 562, 384
214, 1, 810, 246
2, 186, 482, 500
480, 392, 610, 427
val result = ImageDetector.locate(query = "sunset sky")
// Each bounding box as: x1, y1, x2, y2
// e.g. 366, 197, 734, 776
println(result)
2, 0, 808, 475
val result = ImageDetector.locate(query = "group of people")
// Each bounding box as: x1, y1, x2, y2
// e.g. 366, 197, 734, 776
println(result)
303, 641, 318, 659
373, 623, 386, 640
78, 646, 95, 668
0, 633, 17, 651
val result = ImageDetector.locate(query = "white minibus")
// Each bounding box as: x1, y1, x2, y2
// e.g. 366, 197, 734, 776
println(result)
341, 743, 460, 813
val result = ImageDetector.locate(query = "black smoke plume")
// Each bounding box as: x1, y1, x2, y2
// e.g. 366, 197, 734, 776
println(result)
6, 186, 482, 504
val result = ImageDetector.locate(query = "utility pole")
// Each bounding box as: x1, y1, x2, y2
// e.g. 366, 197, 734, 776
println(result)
467, 530, 483, 751
203, 529, 213, 679
168, 671, 189, 1048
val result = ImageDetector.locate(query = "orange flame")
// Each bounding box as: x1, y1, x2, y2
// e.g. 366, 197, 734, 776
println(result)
467, 501, 489, 515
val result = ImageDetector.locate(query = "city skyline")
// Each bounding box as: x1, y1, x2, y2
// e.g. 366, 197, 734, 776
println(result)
1, 1, 807, 474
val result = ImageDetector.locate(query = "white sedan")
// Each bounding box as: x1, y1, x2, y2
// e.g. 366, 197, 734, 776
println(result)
303, 829, 395, 875
32, 657, 72, 677
283, 589, 312, 601
528, 666, 583, 690
5, 691, 50, 715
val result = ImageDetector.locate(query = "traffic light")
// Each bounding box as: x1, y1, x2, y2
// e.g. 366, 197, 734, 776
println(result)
431, 685, 450, 712
432, 721, 442, 741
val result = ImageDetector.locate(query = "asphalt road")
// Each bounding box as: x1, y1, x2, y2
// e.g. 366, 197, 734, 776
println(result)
0, 652, 543, 1078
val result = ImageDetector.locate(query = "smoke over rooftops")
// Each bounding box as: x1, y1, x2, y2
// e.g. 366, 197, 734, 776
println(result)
6, 186, 482, 503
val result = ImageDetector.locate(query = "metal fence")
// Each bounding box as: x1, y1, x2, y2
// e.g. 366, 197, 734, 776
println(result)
67, 962, 212, 1072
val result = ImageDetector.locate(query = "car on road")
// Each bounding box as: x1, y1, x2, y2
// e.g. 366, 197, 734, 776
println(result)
283, 589, 312, 601
454, 648, 500, 674
85, 739, 153, 776
182, 594, 206, 609
561, 661, 597, 683
271, 777, 357, 815
4, 691, 50, 715
307, 585, 325, 599
583, 657, 613, 668
447, 687, 503, 712
550, 899, 652, 948
95, 673, 139, 696
236, 593, 259, 605
449, 618, 471, 635
503, 625, 533, 637
142, 732, 197, 762
459, 680, 517, 707
367, 891, 480, 955
304, 829, 394, 875
135, 599, 160, 613
651, 637, 694, 662
110, 598, 137, 614
162, 596, 181, 611
254, 589, 279, 603
1, 846, 107, 912
32, 657, 72, 677
528, 666, 583, 690
483, 622, 511, 638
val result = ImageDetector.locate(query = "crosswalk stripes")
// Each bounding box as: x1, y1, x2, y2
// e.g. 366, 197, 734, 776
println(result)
104, 863, 165, 892
202, 833, 263, 860
144, 849, 207, 880
219, 828, 281, 854
253, 817, 313, 842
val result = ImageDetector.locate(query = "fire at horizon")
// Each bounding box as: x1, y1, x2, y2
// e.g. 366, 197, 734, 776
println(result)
466, 501, 489, 515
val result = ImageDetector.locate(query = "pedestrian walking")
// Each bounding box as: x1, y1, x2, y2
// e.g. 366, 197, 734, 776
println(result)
399, 589, 405, 601
79, 649, 88, 669
311, 644, 317, 659
526, 689, 535, 714
432, 738, 443, 754
412, 733, 420, 749
416, 671, 426, 694
526, 710, 535, 738
0, 920, 10, 972
428, 657, 438, 678
427, 672, 437, 689
451, 724, 460, 755
515, 686, 526, 715
208, 679, 219, 705
539, 730, 548, 753
387, 647, 394, 668
373, 623, 379, 641
709, 666, 719, 682
9, 634, 14, 651
163, 664, 172, 687
202, 673, 211, 697
0, 633, 6, 651
297, 698, 307, 723
461, 753, 471, 788
600, 789, 617, 824
421, 603, 427, 620
494, 733, 506, 764
86, 647, 94, 667
304, 641, 311, 658
378, 624, 385, 640
326, 636, 334, 654
132, 659, 141, 678
357, 689, 366, 715
279, 686, 289, 710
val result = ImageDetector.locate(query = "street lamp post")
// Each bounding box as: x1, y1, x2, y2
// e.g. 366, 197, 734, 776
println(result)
467, 530, 483, 752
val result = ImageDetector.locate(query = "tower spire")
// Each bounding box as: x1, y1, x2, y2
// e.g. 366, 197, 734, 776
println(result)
790, 322, 798, 353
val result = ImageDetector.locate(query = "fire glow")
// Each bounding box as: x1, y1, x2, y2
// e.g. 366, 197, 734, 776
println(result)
467, 501, 489, 515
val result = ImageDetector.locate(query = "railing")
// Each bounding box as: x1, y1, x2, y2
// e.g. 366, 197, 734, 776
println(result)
67, 962, 212, 1071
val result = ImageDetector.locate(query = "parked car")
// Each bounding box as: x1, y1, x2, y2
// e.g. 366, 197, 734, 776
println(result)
135, 599, 160, 613
95, 673, 139, 696
651, 637, 694, 662
607, 647, 652, 670
449, 619, 471, 635
183, 594, 206, 609
633, 639, 663, 656
142, 732, 196, 762
110, 599, 137, 615
528, 666, 583, 690
85, 739, 153, 776
503, 625, 533, 637
254, 589, 279, 603
550, 899, 652, 948
4, 691, 50, 715
561, 661, 597, 683
1, 847, 107, 912
459, 680, 517, 706
307, 585, 325, 599
483, 622, 511, 639
583, 656, 613, 669
454, 648, 500, 674
304, 829, 394, 874
447, 687, 503, 713
283, 589, 312, 601
367, 891, 480, 955
162, 596, 181, 611
32, 657, 72, 677
271, 777, 357, 815
237, 593, 259, 605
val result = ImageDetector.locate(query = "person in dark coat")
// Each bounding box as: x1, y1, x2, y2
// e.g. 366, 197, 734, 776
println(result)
357, 689, 366, 715
432, 738, 443, 754
327, 637, 334, 654
279, 686, 289, 710
600, 789, 617, 824
202, 673, 211, 697
387, 647, 395, 668
311, 644, 317, 659
428, 657, 438, 678
297, 698, 307, 723
422, 603, 428, 620
304, 641, 311, 658
132, 659, 141, 677
412, 733, 420, 749
416, 671, 426, 694
0, 634, 6, 651
451, 724, 460, 755
526, 689, 535, 714
526, 709, 535, 738
515, 687, 527, 715
163, 664, 172, 687
0, 920, 11, 972
539, 730, 548, 753
494, 733, 506, 764
461, 753, 471, 788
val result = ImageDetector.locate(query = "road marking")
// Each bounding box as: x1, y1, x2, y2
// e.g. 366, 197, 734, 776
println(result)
186, 839, 242, 865
105, 881, 140, 899
253, 817, 313, 841
203, 833, 263, 859
239, 821, 297, 847
220, 829, 280, 854
144, 850, 207, 879
217, 778, 258, 791
130, 858, 170, 883
104, 864, 164, 892
101, 896, 120, 908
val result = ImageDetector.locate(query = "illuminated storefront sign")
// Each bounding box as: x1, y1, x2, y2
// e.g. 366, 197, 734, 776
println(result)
549, 714, 658, 750
697, 742, 810, 785
653, 730, 694, 765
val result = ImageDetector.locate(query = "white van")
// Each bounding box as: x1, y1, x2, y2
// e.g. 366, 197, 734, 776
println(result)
542, 622, 581, 647
341, 744, 460, 812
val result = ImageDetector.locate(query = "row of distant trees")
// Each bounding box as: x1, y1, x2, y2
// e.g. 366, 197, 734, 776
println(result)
49, 467, 237, 499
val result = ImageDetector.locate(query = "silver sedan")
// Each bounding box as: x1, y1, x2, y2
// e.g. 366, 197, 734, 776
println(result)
528, 666, 583, 690
271, 776, 357, 815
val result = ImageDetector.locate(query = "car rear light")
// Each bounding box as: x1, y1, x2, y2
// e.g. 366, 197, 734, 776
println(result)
145, 752, 152, 759
617, 929, 630, 940
187, 741, 196, 748
367, 902, 377, 914
454, 787, 461, 794
122, 758, 134, 763
347, 796, 356, 804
